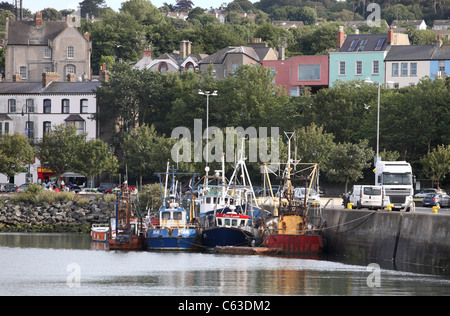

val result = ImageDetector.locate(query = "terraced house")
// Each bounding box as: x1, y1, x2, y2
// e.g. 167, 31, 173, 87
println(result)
4, 11, 91, 82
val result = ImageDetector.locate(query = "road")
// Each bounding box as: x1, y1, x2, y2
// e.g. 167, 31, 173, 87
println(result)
320, 197, 450, 215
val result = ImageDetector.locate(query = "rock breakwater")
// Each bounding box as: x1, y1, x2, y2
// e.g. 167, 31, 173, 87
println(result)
0, 198, 114, 233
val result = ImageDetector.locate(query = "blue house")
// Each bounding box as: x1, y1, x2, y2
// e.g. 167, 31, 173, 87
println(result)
329, 27, 409, 86
430, 41, 450, 79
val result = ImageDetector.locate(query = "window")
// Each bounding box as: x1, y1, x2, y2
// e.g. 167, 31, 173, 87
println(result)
43, 99, 51, 113
185, 62, 195, 72
44, 48, 52, 59
290, 87, 299, 96
67, 46, 74, 59
8, 99, 16, 113
438, 60, 445, 73
401, 63, 408, 76
0, 122, 7, 136
375, 38, 385, 51
43, 121, 52, 135
66, 65, 75, 77
299, 64, 321, 81
348, 39, 359, 52
410, 63, 417, 76
80, 99, 88, 114
355, 61, 363, 75
372, 60, 379, 75
66, 120, 85, 135
19, 66, 27, 79
339, 61, 346, 75
358, 39, 367, 51
26, 121, 34, 139
62, 99, 70, 114
26, 99, 35, 113
159, 62, 168, 74
232, 62, 239, 74
268, 67, 276, 83
392, 63, 399, 77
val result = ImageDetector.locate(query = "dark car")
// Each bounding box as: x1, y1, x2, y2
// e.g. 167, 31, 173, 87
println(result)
97, 183, 117, 193
422, 193, 450, 208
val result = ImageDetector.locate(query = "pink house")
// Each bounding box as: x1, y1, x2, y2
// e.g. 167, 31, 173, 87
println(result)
262, 55, 329, 95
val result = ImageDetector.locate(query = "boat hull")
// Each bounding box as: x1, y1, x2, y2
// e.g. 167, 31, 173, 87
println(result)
147, 228, 199, 251
91, 229, 108, 242
201, 226, 253, 249
262, 234, 323, 254
108, 234, 145, 251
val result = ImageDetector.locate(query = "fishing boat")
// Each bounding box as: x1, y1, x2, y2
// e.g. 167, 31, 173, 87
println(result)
146, 165, 200, 251
260, 133, 324, 254
198, 151, 266, 250
108, 184, 146, 251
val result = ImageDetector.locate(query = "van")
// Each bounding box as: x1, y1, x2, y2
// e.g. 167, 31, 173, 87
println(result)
347, 185, 389, 210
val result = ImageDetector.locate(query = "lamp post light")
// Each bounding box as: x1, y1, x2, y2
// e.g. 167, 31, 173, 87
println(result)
198, 89, 218, 177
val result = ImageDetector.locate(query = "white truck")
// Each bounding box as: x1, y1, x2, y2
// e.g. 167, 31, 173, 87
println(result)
375, 160, 414, 212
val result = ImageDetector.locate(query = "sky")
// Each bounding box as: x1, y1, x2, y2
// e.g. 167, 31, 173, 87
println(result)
22, 0, 242, 13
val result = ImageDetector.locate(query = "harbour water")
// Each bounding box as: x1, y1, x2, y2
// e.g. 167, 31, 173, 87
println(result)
0, 233, 449, 296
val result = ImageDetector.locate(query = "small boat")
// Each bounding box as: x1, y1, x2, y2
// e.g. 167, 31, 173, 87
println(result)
108, 184, 146, 251
91, 224, 109, 242
147, 165, 200, 251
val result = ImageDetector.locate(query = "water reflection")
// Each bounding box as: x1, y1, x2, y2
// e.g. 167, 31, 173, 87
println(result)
0, 233, 449, 296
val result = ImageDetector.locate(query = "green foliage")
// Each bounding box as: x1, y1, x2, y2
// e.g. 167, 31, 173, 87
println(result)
421, 145, 450, 187
0, 133, 35, 181
138, 183, 162, 212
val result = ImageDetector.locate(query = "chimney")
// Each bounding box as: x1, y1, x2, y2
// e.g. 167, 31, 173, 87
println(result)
186, 40, 191, 57
143, 46, 152, 58
337, 26, 345, 48
278, 45, 285, 61
36, 11, 42, 27
180, 40, 187, 59
388, 26, 394, 43
67, 73, 77, 82
12, 74, 22, 82
435, 33, 443, 47
84, 32, 90, 42
42, 72, 60, 87
99, 63, 110, 82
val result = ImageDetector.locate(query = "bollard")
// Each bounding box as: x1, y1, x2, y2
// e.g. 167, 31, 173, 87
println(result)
387, 205, 394, 211
432, 206, 440, 214
347, 203, 354, 210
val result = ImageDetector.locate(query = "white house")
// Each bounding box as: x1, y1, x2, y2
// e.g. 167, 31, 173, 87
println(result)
384, 45, 436, 88
0, 73, 100, 185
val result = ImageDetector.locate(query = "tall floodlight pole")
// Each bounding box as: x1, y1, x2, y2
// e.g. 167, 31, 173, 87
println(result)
198, 90, 218, 178
364, 78, 381, 163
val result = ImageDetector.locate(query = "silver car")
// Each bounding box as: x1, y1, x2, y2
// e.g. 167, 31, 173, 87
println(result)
294, 187, 320, 205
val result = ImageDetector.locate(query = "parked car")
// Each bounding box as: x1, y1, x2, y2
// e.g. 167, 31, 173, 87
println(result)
342, 185, 389, 210
97, 183, 117, 193
106, 186, 138, 194
0, 183, 17, 193
414, 188, 446, 199
422, 193, 450, 208
70, 186, 82, 194
16, 183, 32, 193
293, 187, 321, 205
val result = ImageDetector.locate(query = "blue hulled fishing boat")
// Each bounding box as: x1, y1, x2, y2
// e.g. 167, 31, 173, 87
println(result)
147, 165, 200, 251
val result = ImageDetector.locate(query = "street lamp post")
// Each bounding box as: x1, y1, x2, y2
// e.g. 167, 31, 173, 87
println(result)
198, 89, 218, 177
21, 104, 31, 183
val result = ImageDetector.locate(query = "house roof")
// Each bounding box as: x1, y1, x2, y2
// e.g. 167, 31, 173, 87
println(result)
0, 81, 101, 95
7, 20, 69, 45
385, 45, 436, 61
338, 33, 390, 52
431, 45, 450, 60
199, 46, 272, 65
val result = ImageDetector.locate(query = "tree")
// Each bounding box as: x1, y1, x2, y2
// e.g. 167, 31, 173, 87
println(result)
421, 145, 450, 188
0, 133, 35, 183
79, 0, 106, 17
326, 140, 374, 193
72, 139, 115, 188
121, 124, 174, 187
36, 124, 85, 188
175, 0, 194, 11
